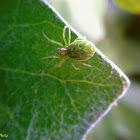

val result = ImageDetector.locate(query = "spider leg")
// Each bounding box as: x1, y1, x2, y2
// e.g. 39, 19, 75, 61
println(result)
74, 36, 86, 42
68, 27, 71, 45
43, 32, 64, 48
77, 61, 94, 68
49, 58, 67, 70
39, 56, 61, 61
70, 59, 80, 70
63, 26, 71, 46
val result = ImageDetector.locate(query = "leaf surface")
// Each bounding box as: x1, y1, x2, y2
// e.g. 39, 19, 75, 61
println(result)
0, 0, 130, 139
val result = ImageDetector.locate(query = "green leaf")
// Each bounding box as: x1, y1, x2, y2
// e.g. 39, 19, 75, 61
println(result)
0, 0, 130, 140
113, 0, 140, 14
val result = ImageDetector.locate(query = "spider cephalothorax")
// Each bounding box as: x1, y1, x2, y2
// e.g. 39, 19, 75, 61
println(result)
59, 48, 67, 57
40, 26, 96, 70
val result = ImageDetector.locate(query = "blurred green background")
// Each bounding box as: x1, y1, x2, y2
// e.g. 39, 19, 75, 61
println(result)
47, 0, 140, 140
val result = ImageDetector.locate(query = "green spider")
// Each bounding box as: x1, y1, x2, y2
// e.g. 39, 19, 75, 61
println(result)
40, 26, 96, 70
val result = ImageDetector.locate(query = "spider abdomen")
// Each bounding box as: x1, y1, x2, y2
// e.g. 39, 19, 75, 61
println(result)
67, 40, 96, 61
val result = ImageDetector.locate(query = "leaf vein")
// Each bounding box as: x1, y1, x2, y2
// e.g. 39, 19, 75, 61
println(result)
12, 20, 62, 30
0, 67, 122, 87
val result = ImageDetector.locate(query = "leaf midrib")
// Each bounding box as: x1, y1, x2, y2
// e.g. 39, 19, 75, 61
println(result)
0, 66, 122, 87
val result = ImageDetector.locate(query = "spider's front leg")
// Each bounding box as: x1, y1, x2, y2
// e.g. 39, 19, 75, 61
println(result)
63, 26, 71, 46
43, 32, 64, 48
